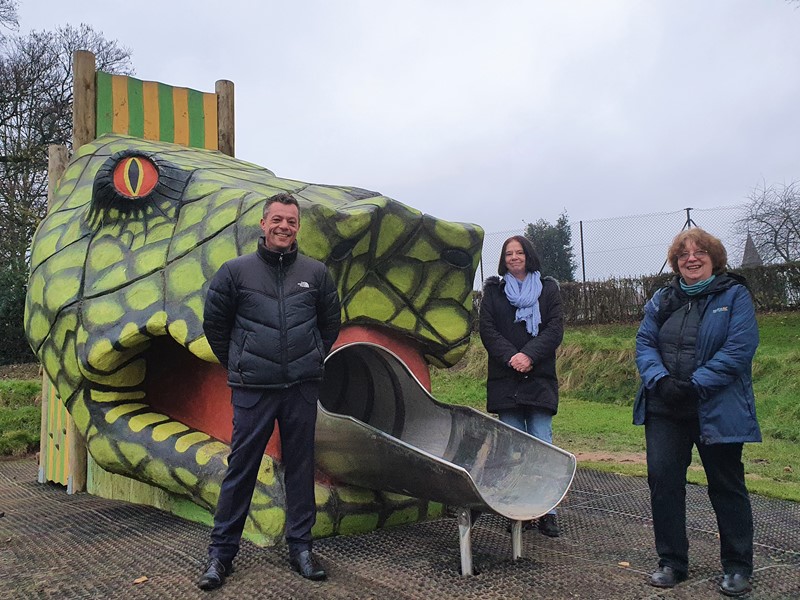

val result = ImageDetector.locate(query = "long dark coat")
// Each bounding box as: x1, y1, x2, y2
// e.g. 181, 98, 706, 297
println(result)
479, 275, 564, 414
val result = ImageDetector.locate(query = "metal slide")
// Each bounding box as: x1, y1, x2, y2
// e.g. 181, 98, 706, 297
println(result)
315, 342, 577, 575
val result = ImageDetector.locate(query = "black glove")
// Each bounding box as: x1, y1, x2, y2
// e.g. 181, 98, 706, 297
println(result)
656, 375, 683, 401
656, 376, 698, 402
674, 378, 699, 402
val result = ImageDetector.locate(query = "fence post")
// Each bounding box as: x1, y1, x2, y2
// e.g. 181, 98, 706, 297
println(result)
659, 209, 697, 275
579, 220, 587, 318
579, 220, 586, 284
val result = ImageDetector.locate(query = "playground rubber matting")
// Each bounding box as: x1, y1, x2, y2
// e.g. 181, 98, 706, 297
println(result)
1, 457, 798, 599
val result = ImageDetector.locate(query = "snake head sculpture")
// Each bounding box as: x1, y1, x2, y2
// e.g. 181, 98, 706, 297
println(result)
24, 133, 483, 543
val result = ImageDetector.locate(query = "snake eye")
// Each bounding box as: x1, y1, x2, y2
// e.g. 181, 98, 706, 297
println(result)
89, 149, 189, 226
113, 155, 159, 199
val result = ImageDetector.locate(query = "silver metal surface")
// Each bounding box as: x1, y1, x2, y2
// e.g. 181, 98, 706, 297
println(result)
511, 520, 523, 560
456, 508, 474, 576
316, 342, 577, 521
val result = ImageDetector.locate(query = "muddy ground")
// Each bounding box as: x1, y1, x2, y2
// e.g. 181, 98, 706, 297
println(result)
0, 363, 41, 380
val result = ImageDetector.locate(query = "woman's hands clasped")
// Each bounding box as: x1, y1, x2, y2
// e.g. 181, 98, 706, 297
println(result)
508, 352, 533, 373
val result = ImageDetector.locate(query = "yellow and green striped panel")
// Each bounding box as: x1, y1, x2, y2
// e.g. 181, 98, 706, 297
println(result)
96, 71, 218, 150
42, 375, 70, 486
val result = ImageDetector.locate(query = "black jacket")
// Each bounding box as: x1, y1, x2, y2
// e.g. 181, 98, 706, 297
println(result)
203, 239, 341, 389
479, 275, 564, 414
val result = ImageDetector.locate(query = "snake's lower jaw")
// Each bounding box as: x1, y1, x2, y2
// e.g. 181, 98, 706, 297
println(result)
74, 331, 236, 514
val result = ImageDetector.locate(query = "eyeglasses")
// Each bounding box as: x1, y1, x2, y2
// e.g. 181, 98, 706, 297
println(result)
678, 250, 709, 262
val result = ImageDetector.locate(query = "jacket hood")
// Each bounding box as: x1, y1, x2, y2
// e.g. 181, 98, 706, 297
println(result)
483, 275, 502, 290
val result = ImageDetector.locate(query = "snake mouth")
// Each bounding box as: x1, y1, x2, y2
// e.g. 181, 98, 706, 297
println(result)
143, 325, 431, 460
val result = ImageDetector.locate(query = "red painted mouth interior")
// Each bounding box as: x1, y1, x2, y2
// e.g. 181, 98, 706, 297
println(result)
145, 325, 430, 462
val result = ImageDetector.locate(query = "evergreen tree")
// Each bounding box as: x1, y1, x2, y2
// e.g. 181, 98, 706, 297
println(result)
523, 211, 577, 282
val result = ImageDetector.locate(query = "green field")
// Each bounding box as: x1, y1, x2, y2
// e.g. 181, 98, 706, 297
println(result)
432, 312, 800, 502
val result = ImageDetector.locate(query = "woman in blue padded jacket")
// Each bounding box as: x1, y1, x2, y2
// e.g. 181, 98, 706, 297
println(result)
634, 227, 760, 597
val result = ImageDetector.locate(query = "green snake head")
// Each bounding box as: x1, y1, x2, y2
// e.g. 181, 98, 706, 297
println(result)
24, 133, 483, 542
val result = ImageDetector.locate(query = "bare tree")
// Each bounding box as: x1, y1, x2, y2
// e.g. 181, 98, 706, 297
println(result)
0, 0, 18, 33
0, 24, 133, 363
735, 181, 800, 264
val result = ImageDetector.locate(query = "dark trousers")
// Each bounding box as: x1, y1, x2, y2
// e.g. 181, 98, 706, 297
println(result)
645, 414, 754, 577
209, 384, 318, 566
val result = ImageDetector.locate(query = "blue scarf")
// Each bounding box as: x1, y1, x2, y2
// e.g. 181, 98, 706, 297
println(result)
680, 274, 716, 296
503, 271, 543, 336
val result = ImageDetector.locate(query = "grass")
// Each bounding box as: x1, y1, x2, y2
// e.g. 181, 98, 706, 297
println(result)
0, 379, 42, 457
432, 312, 800, 502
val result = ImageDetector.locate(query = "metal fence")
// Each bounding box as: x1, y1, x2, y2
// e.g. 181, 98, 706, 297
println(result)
477, 205, 748, 288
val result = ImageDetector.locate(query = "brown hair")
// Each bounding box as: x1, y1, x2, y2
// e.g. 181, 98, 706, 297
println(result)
667, 228, 727, 275
498, 235, 542, 276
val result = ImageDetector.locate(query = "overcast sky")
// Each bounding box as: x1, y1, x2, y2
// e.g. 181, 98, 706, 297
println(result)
18, 0, 800, 239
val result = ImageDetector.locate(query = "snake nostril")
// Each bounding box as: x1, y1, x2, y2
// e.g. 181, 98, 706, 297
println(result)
442, 248, 471, 269
330, 239, 357, 262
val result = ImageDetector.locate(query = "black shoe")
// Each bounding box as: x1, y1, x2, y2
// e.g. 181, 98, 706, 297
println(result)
719, 573, 751, 597
197, 557, 231, 591
649, 565, 687, 588
290, 550, 327, 581
537, 513, 560, 537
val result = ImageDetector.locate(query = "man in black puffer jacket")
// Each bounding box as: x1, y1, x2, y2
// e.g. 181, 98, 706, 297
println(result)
198, 193, 340, 590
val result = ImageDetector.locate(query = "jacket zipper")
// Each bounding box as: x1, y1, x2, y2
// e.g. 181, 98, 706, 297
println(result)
278, 253, 288, 384
674, 301, 691, 378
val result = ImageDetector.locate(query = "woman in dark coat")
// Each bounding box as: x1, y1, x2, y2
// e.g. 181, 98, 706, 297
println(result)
635, 228, 760, 597
479, 235, 564, 537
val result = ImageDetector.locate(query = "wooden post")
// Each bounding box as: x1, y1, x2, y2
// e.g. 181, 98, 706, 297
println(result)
66, 49, 95, 493
38, 145, 70, 484
47, 146, 70, 205
39, 144, 69, 468
216, 79, 235, 157
72, 50, 96, 150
